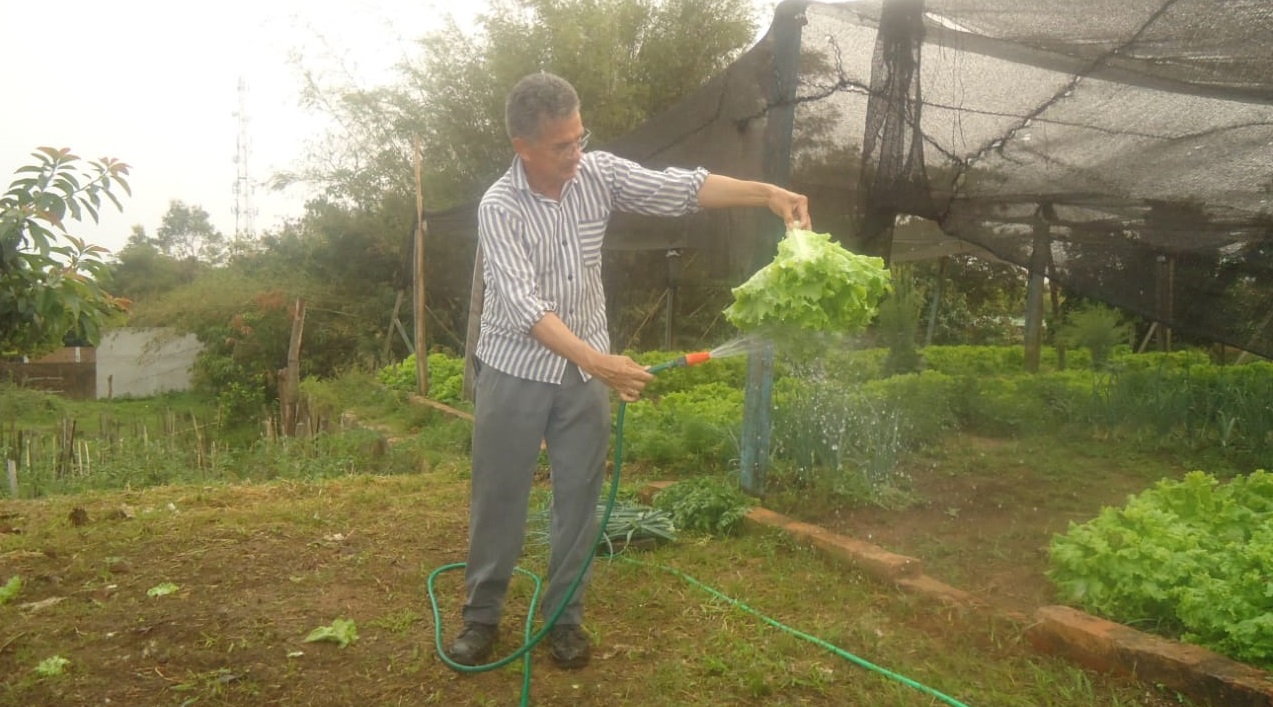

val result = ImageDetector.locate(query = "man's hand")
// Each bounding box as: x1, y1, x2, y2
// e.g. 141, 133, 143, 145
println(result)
767, 186, 811, 231
584, 353, 655, 402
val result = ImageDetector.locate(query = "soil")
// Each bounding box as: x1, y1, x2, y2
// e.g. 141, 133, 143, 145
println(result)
777, 434, 1192, 619
0, 436, 1218, 707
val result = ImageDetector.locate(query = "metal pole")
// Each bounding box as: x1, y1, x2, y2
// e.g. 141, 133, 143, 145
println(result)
740, 0, 806, 497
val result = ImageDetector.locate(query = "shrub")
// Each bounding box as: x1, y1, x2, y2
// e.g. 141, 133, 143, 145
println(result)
653, 476, 754, 536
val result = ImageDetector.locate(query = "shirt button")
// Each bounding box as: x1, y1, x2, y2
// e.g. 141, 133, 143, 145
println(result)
561, 240, 567, 247
567, 275, 574, 281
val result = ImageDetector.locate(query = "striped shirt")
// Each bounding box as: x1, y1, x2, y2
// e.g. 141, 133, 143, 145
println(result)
476, 150, 709, 384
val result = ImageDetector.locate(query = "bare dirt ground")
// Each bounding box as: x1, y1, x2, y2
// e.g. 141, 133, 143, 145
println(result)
781, 434, 1201, 619
0, 439, 1214, 707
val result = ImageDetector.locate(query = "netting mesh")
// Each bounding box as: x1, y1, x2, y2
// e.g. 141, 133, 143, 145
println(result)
430, 0, 1273, 358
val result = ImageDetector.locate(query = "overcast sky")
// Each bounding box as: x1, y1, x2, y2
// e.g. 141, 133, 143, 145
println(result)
2, 1, 779, 257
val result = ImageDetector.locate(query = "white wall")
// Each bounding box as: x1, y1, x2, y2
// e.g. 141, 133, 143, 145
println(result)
96, 328, 202, 399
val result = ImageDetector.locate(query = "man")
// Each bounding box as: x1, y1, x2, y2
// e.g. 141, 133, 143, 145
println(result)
449, 71, 809, 670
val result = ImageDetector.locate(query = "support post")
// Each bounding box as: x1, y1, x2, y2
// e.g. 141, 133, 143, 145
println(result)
1024, 206, 1052, 373
283, 298, 306, 436
383, 290, 405, 364
924, 256, 947, 346
413, 137, 429, 396
740, 0, 805, 497
463, 247, 485, 402
664, 249, 682, 351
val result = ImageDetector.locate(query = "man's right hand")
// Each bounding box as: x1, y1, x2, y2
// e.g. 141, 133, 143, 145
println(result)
585, 353, 655, 402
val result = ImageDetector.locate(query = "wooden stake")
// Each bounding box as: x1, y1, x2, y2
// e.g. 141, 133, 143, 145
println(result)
413, 135, 429, 397
383, 290, 406, 364
283, 298, 307, 436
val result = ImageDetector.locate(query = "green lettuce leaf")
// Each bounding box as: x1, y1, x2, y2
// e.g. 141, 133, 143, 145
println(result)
724, 229, 891, 333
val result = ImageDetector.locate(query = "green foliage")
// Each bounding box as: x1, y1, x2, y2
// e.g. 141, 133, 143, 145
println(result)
771, 370, 954, 501
653, 476, 754, 536
1049, 470, 1273, 667
621, 383, 743, 469
0, 575, 21, 605
1, 147, 131, 356
1058, 304, 1133, 369
725, 229, 891, 334
305, 618, 359, 648
146, 582, 180, 598
910, 254, 1029, 346
529, 500, 677, 554
875, 267, 924, 375
33, 656, 70, 678
377, 352, 467, 404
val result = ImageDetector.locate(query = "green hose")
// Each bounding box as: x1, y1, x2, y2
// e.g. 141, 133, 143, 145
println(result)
428, 367, 971, 707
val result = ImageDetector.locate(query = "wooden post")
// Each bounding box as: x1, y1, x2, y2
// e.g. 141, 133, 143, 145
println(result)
924, 256, 947, 347
383, 290, 405, 364
6, 459, 16, 499
413, 137, 429, 397
1024, 206, 1052, 373
283, 298, 306, 436
463, 247, 485, 402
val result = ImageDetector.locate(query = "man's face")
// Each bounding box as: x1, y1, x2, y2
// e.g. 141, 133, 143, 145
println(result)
513, 110, 587, 193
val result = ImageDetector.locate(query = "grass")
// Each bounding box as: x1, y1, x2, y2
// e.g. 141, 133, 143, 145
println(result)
1, 462, 1194, 706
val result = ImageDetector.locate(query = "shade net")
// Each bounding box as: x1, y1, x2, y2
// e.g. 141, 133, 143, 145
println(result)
431, 0, 1273, 357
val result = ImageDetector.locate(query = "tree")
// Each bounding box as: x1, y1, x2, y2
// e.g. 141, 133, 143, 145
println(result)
108, 226, 191, 302
0, 147, 131, 357
282, 0, 758, 210
152, 200, 226, 264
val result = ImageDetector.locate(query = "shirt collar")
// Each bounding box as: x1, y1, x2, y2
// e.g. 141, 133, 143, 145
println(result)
509, 155, 582, 199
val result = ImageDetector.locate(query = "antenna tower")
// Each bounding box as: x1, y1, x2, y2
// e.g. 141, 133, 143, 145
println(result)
233, 77, 257, 240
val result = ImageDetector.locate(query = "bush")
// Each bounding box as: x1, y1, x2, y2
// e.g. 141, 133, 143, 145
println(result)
377, 352, 466, 404
653, 476, 754, 536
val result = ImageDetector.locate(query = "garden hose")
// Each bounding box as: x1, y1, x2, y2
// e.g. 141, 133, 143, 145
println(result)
427, 353, 969, 707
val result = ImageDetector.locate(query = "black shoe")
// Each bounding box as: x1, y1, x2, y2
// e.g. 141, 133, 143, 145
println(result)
447, 621, 498, 666
548, 624, 591, 669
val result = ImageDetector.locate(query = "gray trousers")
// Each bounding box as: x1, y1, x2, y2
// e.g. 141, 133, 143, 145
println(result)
462, 360, 610, 626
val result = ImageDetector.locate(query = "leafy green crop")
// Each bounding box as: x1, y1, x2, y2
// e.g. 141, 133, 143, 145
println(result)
305, 618, 359, 648
724, 229, 891, 333
0, 575, 20, 605
653, 477, 754, 536
34, 656, 70, 678
1049, 470, 1273, 668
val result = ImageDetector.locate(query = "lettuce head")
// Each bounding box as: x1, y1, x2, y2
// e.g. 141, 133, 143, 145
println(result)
724, 229, 891, 333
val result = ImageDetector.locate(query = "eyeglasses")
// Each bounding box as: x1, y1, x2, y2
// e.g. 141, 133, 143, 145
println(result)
549, 129, 591, 158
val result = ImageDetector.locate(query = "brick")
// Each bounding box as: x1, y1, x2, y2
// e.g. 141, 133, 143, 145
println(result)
1027, 606, 1273, 706
743, 507, 921, 581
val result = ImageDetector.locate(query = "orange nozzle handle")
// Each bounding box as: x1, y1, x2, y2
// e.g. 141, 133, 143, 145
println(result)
684, 351, 712, 367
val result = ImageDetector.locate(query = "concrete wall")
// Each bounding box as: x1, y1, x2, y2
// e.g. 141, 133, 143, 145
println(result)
96, 328, 202, 399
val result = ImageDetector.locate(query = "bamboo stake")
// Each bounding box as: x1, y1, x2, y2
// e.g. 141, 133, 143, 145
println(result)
413, 135, 429, 396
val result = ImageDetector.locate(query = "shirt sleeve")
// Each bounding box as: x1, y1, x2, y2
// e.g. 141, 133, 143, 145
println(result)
597, 152, 709, 217
477, 202, 557, 334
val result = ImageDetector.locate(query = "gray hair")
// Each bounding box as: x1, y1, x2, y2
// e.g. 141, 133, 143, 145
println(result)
505, 72, 579, 141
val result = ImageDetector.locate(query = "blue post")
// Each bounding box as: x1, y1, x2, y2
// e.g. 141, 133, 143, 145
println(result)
739, 1, 806, 497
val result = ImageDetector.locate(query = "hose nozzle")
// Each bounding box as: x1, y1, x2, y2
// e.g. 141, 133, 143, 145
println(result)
648, 351, 712, 373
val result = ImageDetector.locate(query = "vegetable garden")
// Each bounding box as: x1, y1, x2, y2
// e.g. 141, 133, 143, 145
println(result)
5, 338, 1271, 705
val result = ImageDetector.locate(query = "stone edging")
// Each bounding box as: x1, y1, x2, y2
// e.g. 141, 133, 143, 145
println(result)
639, 481, 1273, 707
